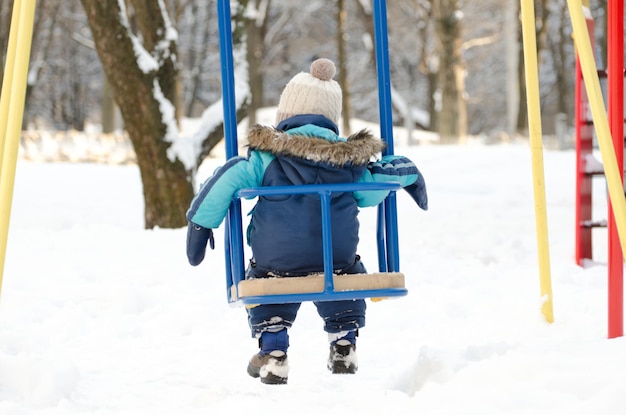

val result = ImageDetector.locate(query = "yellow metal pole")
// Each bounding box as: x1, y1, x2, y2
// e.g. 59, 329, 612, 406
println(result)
520, 0, 554, 323
0, 0, 23, 161
0, 0, 38, 298
566, 0, 626, 259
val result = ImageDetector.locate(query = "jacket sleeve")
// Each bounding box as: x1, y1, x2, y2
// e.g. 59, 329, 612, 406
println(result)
354, 155, 428, 210
186, 151, 269, 229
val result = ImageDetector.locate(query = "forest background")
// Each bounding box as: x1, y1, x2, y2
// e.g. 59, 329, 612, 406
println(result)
0, 0, 613, 229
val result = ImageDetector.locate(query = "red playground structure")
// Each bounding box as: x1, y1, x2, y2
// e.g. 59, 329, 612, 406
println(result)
574, 1, 624, 338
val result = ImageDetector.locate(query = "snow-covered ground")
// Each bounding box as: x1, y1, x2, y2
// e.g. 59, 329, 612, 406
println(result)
2, 128, 626, 414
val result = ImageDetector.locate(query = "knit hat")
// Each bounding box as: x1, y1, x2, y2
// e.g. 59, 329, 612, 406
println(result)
275, 58, 342, 125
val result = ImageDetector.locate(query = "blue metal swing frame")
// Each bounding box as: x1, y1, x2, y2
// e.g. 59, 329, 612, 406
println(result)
216, 0, 405, 306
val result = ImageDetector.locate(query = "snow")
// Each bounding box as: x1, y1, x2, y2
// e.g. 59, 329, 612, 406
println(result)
3, 130, 626, 414
116, 0, 159, 75
156, 0, 178, 46
153, 79, 181, 167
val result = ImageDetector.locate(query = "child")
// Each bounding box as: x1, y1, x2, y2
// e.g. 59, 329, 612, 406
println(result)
186, 58, 427, 385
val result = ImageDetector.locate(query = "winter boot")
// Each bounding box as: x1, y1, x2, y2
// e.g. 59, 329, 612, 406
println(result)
247, 329, 290, 384
327, 330, 358, 374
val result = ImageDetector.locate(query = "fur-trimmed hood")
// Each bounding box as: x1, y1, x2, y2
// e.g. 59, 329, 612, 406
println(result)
246, 124, 386, 167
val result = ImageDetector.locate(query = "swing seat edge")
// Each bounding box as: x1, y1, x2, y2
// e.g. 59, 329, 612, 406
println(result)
233, 272, 405, 302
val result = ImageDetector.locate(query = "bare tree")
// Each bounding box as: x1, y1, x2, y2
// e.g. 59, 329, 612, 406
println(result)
80, 0, 190, 228
547, 0, 573, 119
337, 0, 351, 134
79, 0, 249, 229
412, 0, 438, 131
176, 0, 215, 117
246, 0, 270, 127
3, 0, 62, 128
432, 0, 466, 143
515, 0, 549, 133
353, 0, 412, 130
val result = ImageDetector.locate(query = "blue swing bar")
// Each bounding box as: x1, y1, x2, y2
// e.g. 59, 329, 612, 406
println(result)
217, 0, 245, 303
216, 0, 404, 306
372, 0, 400, 274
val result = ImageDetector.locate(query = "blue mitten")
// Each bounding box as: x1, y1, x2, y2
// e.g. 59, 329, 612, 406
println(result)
186, 222, 215, 266
403, 169, 428, 210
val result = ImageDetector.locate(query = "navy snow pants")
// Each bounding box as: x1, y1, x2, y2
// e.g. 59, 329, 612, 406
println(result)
245, 257, 367, 337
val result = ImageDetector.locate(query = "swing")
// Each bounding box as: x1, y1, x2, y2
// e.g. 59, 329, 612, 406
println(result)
216, 0, 407, 306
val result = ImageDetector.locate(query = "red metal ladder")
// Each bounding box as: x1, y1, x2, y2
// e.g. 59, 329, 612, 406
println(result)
573, 4, 624, 339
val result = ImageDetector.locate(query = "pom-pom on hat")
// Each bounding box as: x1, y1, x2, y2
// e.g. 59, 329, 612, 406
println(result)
275, 58, 342, 125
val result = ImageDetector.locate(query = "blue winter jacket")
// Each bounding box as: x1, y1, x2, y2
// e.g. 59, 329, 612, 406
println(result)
186, 114, 427, 272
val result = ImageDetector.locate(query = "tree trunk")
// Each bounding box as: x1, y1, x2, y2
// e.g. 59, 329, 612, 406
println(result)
246, 0, 268, 127
337, 0, 351, 134
516, 0, 549, 133
432, 0, 466, 144
426, 71, 438, 131
552, 1, 570, 117
22, 0, 57, 129
504, 0, 519, 135
353, 1, 402, 131
80, 0, 193, 229
515, 27, 527, 133
101, 79, 117, 133
414, 1, 437, 132
182, 1, 213, 117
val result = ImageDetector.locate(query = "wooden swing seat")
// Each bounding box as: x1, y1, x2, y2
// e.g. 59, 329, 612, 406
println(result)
233, 272, 405, 302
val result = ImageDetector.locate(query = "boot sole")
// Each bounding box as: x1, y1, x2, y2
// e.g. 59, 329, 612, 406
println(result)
328, 361, 358, 374
247, 362, 288, 384
260, 372, 288, 385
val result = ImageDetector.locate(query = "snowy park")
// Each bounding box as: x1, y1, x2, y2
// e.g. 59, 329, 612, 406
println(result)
2, 0, 626, 413
1, 125, 626, 414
